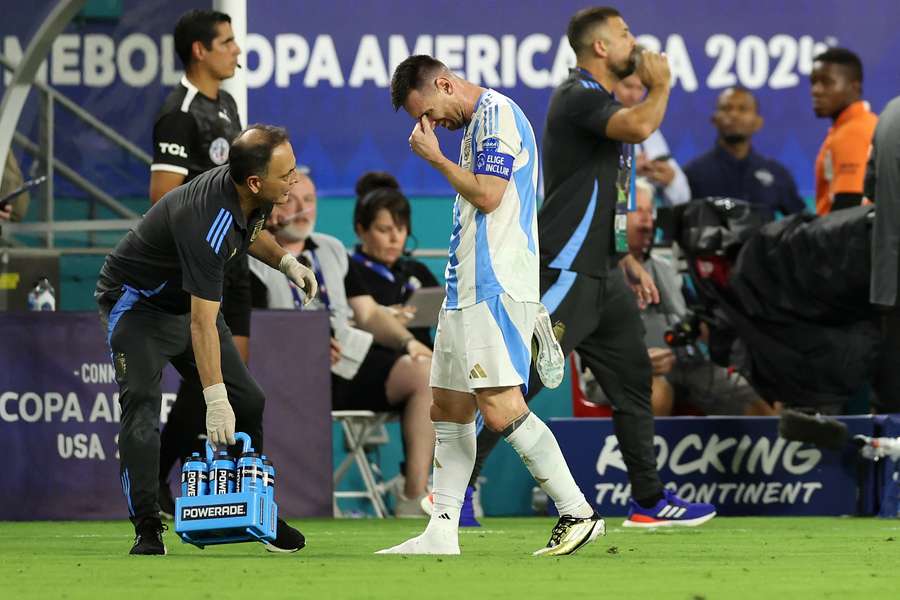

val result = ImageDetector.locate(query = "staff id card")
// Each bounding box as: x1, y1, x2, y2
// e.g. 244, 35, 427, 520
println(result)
614, 143, 636, 254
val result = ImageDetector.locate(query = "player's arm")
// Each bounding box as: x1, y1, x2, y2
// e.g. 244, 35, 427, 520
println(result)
249, 230, 318, 304
606, 52, 671, 143
409, 116, 507, 213
149, 112, 195, 204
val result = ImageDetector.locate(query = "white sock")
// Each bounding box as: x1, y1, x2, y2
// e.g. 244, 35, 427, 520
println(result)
504, 413, 593, 518
424, 420, 476, 538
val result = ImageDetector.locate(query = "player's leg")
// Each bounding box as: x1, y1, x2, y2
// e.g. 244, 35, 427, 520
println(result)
104, 299, 190, 555
466, 269, 601, 488
471, 294, 604, 556
377, 309, 477, 555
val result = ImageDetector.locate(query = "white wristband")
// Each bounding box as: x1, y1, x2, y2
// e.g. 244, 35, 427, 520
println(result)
202, 382, 227, 405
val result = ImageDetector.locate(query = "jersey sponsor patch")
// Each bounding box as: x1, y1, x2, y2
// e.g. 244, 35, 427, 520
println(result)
209, 137, 230, 165
474, 150, 514, 180
158, 142, 187, 158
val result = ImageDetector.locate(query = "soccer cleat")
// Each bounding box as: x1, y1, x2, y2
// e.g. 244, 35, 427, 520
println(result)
532, 305, 566, 389
264, 518, 306, 553
419, 486, 481, 527
130, 517, 167, 555
622, 488, 716, 528
158, 480, 176, 521
375, 531, 460, 555
533, 512, 605, 557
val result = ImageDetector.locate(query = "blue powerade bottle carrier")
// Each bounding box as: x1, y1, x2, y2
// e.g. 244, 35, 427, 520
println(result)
175, 432, 278, 548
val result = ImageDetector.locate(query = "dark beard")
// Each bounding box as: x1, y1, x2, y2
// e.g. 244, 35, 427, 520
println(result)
612, 46, 642, 80
721, 133, 749, 145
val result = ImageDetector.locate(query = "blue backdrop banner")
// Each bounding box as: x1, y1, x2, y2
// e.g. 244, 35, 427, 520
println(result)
2, 1, 898, 198
549, 416, 878, 516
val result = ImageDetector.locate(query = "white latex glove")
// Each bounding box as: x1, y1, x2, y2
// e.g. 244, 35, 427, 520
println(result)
279, 254, 318, 305
203, 383, 235, 447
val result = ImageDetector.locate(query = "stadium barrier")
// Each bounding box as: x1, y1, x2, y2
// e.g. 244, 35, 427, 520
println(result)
550, 416, 882, 516
0, 310, 332, 520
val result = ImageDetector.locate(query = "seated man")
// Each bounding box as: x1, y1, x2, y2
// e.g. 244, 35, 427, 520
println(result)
590, 179, 777, 416
685, 87, 805, 216
249, 169, 434, 516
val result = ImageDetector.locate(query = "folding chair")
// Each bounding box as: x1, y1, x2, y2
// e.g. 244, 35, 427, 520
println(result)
331, 410, 392, 518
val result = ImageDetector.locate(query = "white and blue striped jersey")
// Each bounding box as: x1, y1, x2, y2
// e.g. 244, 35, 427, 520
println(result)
444, 89, 540, 309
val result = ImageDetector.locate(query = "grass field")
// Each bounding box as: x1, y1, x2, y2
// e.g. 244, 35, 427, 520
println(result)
1, 517, 898, 599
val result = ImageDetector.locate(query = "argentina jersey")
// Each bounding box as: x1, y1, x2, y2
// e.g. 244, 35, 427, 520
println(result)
444, 90, 540, 309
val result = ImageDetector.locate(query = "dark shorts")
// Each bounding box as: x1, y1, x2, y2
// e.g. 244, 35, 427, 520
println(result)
331, 344, 405, 412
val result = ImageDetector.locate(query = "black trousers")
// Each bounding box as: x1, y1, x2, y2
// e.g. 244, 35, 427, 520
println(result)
99, 292, 265, 523
159, 256, 252, 484
468, 266, 662, 502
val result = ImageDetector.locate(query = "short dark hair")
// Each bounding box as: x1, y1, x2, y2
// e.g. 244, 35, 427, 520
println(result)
229, 124, 289, 185
814, 47, 863, 83
567, 7, 621, 56
354, 171, 412, 235
720, 86, 761, 113
173, 10, 231, 69
390, 55, 447, 111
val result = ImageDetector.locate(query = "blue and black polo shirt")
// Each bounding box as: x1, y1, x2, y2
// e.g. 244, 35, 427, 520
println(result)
98, 165, 269, 314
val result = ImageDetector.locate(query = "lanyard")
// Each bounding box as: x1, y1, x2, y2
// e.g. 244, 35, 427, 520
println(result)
289, 250, 330, 309
350, 252, 417, 297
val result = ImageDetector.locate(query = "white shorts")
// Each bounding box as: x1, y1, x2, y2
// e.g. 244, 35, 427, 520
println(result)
429, 293, 539, 394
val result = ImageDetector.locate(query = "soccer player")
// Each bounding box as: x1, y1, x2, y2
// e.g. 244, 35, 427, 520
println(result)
378, 55, 604, 556
96, 125, 315, 555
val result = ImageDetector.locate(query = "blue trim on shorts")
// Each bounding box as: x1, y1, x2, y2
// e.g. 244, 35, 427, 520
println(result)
485, 296, 531, 395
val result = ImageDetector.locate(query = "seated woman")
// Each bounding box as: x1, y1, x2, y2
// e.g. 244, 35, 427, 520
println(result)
351, 172, 440, 346
249, 170, 433, 517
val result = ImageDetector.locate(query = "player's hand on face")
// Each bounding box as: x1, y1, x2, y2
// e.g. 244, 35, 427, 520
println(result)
404, 338, 432, 361
0, 203, 12, 222
409, 116, 443, 164
636, 50, 671, 90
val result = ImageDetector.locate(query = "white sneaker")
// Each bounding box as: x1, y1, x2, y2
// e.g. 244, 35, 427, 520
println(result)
532, 304, 566, 389
375, 532, 460, 555
532, 513, 606, 557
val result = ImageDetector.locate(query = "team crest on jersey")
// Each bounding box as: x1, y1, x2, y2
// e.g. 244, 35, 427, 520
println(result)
249, 218, 265, 243
209, 137, 230, 165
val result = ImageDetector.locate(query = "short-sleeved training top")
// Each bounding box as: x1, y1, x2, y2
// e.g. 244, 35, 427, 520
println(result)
98, 165, 269, 314
540, 68, 629, 278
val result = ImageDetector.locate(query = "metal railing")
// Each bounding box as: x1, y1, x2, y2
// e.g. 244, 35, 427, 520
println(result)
0, 52, 146, 248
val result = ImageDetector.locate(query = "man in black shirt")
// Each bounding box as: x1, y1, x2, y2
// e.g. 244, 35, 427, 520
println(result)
149, 10, 251, 515
97, 125, 316, 555
684, 87, 805, 215
468, 7, 716, 528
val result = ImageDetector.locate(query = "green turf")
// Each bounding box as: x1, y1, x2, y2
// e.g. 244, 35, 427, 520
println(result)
1, 517, 897, 599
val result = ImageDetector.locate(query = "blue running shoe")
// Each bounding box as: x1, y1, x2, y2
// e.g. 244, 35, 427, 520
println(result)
622, 489, 716, 528
459, 485, 481, 527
